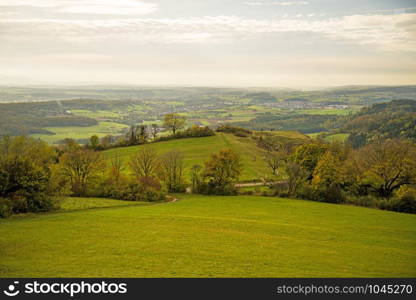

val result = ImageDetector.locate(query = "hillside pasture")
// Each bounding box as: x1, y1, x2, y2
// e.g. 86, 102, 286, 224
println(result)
103, 133, 271, 182
0, 195, 415, 277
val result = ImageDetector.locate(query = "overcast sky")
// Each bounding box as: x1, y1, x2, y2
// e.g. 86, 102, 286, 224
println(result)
0, 0, 415, 87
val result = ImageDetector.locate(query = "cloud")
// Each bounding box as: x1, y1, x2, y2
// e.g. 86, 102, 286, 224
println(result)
244, 1, 309, 6
1, 13, 415, 51
0, 0, 158, 15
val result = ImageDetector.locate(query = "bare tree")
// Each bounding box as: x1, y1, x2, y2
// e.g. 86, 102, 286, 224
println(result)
160, 150, 185, 192
263, 141, 290, 176
285, 162, 307, 196
109, 154, 124, 184
129, 147, 159, 179
59, 149, 103, 196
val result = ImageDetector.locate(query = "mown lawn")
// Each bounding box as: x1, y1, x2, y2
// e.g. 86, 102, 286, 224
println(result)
104, 133, 270, 181
1, 195, 415, 277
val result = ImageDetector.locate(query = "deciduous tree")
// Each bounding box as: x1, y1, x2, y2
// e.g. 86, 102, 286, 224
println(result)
163, 113, 186, 135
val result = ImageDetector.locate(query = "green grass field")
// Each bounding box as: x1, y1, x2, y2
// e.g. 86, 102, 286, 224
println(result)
1, 195, 415, 277
104, 133, 270, 182
324, 133, 350, 142
31, 122, 129, 144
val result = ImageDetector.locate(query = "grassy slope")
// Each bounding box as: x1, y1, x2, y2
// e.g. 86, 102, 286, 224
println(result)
104, 133, 270, 182
0, 195, 415, 277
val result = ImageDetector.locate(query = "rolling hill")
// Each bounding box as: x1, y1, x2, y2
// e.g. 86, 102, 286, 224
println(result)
103, 133, 274, 181
1, 195, 415, 277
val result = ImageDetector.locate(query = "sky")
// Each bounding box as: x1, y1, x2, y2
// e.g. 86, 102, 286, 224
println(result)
0, 0, 415, 87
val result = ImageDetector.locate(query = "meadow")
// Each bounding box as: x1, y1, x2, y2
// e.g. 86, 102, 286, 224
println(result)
1, 195, 415, 277
31, 121, 129, 144
103, 133, 270, 182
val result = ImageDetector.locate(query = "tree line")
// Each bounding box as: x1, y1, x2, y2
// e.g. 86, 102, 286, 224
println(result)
81, 113, 214, 150
259, 134, 416, 213
0, 114, 240, 218
1, 119, 415, 218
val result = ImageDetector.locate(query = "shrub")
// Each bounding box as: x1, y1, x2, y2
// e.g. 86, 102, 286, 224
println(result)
298, 183, 345, 204
0, 198, 12, 218
391, 186, 416, 213
216, 125, 252, 137
312, 184, 345, 204
158, 126, 215, 142
123, 177, 166, 202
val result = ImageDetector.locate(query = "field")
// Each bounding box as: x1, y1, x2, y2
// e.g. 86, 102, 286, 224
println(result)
31, 122, 129, 144
104, 133, 271, 182
1, 195, 415, 277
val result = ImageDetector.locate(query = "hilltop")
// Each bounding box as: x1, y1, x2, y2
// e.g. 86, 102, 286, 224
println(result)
338, 99, 416, 145
103, 132, 310, 182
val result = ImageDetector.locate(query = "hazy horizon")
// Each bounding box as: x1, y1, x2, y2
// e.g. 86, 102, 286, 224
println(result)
1, 0, 415, 87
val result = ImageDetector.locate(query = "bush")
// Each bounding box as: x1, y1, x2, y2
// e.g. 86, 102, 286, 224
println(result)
298, 183, 345, 204
158, 126, 215, 142
345, 194, 383, 208
104, 177, 167, 202
0, 198, 12, 218
391, 186, 416, 213
270, 182, 290, 197
216, 125, 252, 137
197, 182, 238, 196
312, 185, 345, 203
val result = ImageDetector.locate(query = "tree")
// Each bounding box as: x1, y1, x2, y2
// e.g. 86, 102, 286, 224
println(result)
109, 154, 124, 184
126, 125, 139, 145
291, 143, 328, 180
284, 161, 307, 196
354, 139, 416, 198
100, 134, 115, 149
129, 147, 159, 179
0, 136, 59, 215
159, 150, 185, 192
163, 113, 186, 135
263, 142, 290, 176
190, 164, 203, 193
138, 125, 149, 144
59, 149, 103, 196
89, 135, 100, 150
150, 124, 160, 140
203, 149, 242, 194
312, 151, 344, 188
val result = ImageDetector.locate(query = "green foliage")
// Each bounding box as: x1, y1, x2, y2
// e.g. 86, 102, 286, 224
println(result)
202, 149, 242, 195
158, 125, 215, 141
216, 125, 252, 137
232, 113, 336, 133
352, 139, 416, 198
163, 113, 186, 135
391, 186, 416, 214
0, 136, 59, 216
341, 99, 416, 146
291, 143, 328, 180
